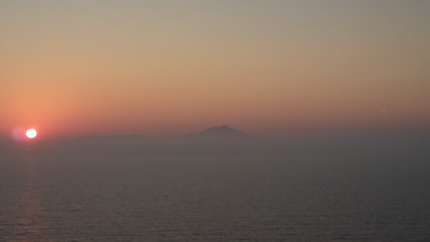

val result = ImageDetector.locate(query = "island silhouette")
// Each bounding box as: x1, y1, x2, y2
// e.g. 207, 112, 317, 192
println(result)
199, 125, 248, 139
2, 125, 428, 156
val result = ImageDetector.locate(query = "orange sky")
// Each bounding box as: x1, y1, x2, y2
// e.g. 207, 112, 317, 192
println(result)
1, 0, 430, 139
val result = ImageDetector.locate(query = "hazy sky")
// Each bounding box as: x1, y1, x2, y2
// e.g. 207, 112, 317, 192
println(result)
1, 0, 430, 139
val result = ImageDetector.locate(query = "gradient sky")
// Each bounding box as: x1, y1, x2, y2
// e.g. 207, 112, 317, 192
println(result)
1, 0, 430, 139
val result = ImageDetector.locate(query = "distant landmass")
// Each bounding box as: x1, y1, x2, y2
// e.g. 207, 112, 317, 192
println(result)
50, 125, 255, 155
200, 125, 248, 139
76, 125, 249, 141
2, 125, 428, 156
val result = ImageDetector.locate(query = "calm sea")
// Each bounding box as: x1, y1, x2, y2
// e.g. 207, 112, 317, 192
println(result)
1, 152, 429, 241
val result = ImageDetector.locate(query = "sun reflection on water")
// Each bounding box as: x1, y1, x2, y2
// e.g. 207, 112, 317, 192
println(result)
14, 154, 46, 240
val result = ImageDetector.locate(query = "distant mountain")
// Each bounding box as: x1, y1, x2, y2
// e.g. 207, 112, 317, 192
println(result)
200, 125, 248, 139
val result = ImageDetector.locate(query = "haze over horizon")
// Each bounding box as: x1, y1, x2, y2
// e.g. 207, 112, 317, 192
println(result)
2, 0, 430, 140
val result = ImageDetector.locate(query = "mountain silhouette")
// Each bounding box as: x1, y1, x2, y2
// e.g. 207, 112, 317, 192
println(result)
200, 125, 248, 139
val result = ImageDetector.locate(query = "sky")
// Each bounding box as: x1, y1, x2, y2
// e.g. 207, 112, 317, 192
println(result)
1, 0, 430, 139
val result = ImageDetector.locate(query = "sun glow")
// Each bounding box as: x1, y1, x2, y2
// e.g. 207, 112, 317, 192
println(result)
26, 129, 37, 139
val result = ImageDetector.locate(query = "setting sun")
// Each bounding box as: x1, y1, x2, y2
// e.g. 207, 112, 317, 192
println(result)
26, 128, 37, 139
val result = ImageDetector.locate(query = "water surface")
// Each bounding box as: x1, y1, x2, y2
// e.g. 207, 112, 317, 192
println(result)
1, 152, 429, 240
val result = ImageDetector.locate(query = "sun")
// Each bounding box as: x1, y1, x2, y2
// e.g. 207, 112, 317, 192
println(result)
26, 128, 38, 139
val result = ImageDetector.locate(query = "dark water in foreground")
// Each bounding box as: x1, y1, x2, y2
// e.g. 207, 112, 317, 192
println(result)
1, 152, 430, 241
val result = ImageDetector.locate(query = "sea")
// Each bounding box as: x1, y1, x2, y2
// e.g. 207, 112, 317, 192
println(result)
1, 151, 430, 241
